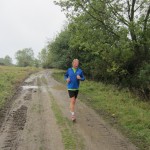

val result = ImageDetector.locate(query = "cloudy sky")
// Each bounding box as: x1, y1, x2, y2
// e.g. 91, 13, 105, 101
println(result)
0, 0, 66, 63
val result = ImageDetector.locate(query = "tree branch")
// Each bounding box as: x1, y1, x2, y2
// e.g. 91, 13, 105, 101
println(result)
143, 5, 150, 32
127, 0, 131, 20
88, 1, 106, 16
130, 0, 136, 21
142, 5, 150, 58
78, 2, 120, 39
107, 2, 129, 26
134, 1, 145, 12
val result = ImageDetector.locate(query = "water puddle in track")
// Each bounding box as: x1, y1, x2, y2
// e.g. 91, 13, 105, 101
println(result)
22, 86, 39, 90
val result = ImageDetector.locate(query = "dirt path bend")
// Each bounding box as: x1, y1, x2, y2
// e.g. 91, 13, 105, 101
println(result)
0, 70, 138, 150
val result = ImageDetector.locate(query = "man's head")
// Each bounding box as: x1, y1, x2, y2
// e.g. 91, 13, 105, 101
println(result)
72, 59, 79, 69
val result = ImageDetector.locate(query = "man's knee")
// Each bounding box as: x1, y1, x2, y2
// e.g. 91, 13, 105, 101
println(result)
71, 97, 76, 103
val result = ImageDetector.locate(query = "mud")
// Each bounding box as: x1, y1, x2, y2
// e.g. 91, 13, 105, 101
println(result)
2, 105, 27, 150
0, 87, 22, 129
0, 71, 64, 150
0, 70, 138, 150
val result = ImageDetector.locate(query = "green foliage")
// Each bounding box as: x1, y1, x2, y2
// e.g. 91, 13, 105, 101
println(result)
43, 0, 150, 98
33, 58, 40, 68
0, 55, 13, 66
15, 48, 35, 67
38, 48, 50, 68
135, 63, 150, 99
80, 80, 150, 150
47, 29, 73, 69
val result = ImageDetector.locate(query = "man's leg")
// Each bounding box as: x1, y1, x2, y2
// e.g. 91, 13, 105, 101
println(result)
70, 97, 76, 121
70, 96, 76, 114
68, 90, 78, 120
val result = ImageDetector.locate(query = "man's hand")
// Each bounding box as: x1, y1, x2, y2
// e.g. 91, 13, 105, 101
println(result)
66, 78, 70, 83
77, 75, 81, 80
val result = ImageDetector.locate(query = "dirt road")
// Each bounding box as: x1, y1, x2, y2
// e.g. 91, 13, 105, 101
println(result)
0, 70, 138, 150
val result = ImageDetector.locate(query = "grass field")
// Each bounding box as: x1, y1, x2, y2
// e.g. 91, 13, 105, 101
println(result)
0, 66, 40, 108
52, 69, 150, 150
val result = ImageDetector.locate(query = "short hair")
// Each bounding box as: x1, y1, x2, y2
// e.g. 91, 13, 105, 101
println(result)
72, 59, 79, 64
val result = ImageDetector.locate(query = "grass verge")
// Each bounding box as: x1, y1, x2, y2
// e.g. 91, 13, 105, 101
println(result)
52, 69, 150, 150
49, 91, 84, 150
41, 72, 84, 150
0, 66, 40, 108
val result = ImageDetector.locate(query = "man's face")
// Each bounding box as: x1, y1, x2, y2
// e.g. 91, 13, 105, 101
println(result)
73, 61, 79, 69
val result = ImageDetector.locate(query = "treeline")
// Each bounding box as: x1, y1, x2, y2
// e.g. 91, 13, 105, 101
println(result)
0, 48, 41, 67
40, 0, 150, 99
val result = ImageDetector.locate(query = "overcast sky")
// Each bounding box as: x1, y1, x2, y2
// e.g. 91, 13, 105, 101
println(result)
0, 0, 66, 63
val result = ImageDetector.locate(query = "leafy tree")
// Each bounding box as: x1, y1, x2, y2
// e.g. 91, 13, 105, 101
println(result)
34, 58, 40, 68
0, 58, 5, 65
55, 0, 150, 70
4, 55, 13, 66
15, 48, 34, 67
38, 48, 51, 68
53, 0, 150, 98
47, 28, 73, 69
0, 55, 13, 66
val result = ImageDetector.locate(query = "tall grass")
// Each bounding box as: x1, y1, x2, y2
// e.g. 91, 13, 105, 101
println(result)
0, 66, 39, 108
52, 69, 150, 150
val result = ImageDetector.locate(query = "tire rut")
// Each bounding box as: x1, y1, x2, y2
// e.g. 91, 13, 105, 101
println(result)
2, 105, 27, 150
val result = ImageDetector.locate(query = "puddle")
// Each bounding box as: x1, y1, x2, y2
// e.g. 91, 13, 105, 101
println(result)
24, 73, 43, 83
22, 86, 39, 90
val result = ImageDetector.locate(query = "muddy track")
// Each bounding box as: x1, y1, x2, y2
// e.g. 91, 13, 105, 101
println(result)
0, 70, 138, 150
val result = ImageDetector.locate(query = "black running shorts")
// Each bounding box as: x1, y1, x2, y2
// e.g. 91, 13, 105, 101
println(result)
68, 90, 79, 99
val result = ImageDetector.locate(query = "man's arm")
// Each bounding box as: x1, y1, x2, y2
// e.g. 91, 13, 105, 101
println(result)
64, 69, 70, 83
80, 71, 85, 81
77, 70, 85, 81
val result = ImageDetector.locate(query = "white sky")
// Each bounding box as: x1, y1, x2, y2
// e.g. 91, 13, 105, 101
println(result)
0, 0, 66, 63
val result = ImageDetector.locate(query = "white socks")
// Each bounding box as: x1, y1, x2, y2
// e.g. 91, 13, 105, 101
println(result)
71, 112, 75, 116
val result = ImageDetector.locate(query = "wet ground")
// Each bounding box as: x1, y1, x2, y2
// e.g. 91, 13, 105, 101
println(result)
0, 70, 138, 150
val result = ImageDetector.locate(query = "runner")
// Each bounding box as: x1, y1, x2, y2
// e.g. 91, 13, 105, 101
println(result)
64, 59, 85, 121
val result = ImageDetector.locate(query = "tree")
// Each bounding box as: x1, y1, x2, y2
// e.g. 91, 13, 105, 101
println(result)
34, 58, 40, 68
4, 55, 12, 66
0, 58, 5, 65
15, 48, 34, 67
55, 0, 150, 65
38, 48, 50, 68
54, 0, 150, 98
0, 55, 13, 66
46, 28, 73, 69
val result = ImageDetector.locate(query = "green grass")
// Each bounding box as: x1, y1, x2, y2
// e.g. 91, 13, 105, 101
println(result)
0, 66, 40, 108
51, 69, 66, 84
49, 92, 84, 150
52, 69, 150, 150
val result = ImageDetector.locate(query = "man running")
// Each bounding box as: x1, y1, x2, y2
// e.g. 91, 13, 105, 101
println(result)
64, 59, 85, 121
